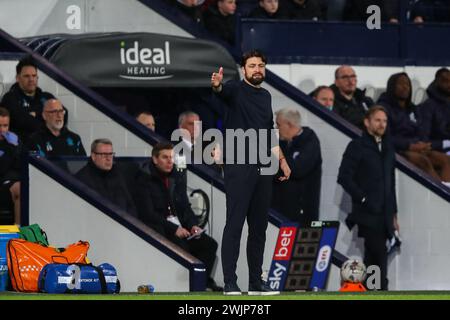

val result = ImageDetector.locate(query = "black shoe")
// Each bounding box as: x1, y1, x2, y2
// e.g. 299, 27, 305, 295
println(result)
248, 281, 280, 296
206, 278, 223, 292
223, 282, 242, 296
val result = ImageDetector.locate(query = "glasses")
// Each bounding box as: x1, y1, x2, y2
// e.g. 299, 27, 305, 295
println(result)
337, 75, 357, 81
45, 109, 66, 115
93, 152, 115, 158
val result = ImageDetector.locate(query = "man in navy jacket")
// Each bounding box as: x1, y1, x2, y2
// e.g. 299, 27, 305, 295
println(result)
338, 106, 399, 290
211, 50, 290, 295
419, 68, 450, 154
272, 108, 322, 225
0, 56, 58, 143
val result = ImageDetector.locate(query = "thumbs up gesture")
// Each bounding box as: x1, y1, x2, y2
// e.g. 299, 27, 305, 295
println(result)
211, 67, 224, 88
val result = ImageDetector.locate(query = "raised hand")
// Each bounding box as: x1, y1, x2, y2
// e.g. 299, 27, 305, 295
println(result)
211, 67, 224, 88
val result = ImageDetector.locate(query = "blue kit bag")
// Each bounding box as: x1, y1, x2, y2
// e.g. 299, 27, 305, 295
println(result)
38, 263, 120, 294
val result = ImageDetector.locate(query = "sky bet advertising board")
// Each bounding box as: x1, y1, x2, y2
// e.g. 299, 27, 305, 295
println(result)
267, 221, 339, 291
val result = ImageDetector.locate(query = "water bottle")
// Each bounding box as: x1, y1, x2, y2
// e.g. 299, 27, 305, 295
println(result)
137, 284, 155, 293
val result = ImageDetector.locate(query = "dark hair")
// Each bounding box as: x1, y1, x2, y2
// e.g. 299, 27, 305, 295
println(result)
240, 50, 267, 67
386, 72, 412, 106
0, 107, 10, 118
16, 56, 37, 75
435, 67, 450, 79
364, 105, 387, 120
312, 85, 333, 98
135, 110, 154, 118
152, 142, 174, 158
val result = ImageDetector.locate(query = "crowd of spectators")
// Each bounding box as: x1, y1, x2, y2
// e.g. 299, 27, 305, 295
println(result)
312, 65, 450, 188
0, 56, 84, 225
166, 0, 450, 44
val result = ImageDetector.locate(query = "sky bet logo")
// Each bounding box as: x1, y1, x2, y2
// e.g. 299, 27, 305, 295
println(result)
119, 41, 173, 80
268, 226, 297, 290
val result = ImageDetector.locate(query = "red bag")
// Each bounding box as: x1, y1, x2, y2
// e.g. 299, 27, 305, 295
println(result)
7, 239, 89, 292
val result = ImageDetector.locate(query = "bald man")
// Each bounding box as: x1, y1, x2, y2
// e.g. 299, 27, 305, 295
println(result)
28, 99, 86, 157
330, 65, 374, 129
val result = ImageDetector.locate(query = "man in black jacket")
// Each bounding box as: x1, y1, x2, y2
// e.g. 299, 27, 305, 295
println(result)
419, 68, 450, 154
272, 108, 322, 225
249, 0, 289, 19
0, 56, 56, 143
134, 142, 221, 292
0, 107, 21, 225
76, 138, 137, 217
338, 106, 399, 290
280, 0, 322, 20
331, 65, 374, 129
28, 99, 86, 157
211, 50, 290, 295
203, 0, 237, 44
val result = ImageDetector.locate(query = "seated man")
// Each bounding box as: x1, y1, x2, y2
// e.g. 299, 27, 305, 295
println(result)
378, 72, 450, 187
178, 111, 201, 161
28, 99, 86, 157
0, 56, 57, 143
176, 110, 222, 175
134, 142, 221, 291
248, 0, 289, 19
272, 108, 322, 225
76, 138, 138, 217
418, 68, 450, 154
203, 0, 237, 44
410, 0, 450, 23
0, 107, 21, 225
280, 0, 322, 20
312, 85, 335, 111
330, 65, 374, 129
175, 0, 205, 25
136, 111, 156, 132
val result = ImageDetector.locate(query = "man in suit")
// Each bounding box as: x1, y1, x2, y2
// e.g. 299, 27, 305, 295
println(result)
338, 105, 399, 290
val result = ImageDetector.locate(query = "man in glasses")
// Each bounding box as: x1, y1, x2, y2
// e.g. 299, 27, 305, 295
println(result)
27, 99, 85, 157
331, 65, 374, 129
1, 56, 58, 143
76, 138, 138, 217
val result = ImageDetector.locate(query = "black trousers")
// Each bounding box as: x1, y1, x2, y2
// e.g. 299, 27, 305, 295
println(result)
221, 165, 273, 286
168, 233, 218, 279
360, 227, 389, 290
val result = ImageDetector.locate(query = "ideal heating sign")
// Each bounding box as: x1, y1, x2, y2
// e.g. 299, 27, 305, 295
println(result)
267, 221, 339, 291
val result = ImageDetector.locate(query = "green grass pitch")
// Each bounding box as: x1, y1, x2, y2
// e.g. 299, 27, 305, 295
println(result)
1, 291, 450, 300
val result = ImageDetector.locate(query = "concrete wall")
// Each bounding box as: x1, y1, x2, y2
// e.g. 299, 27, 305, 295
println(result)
0, 0, 191, 38
29, 165, 191, 292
